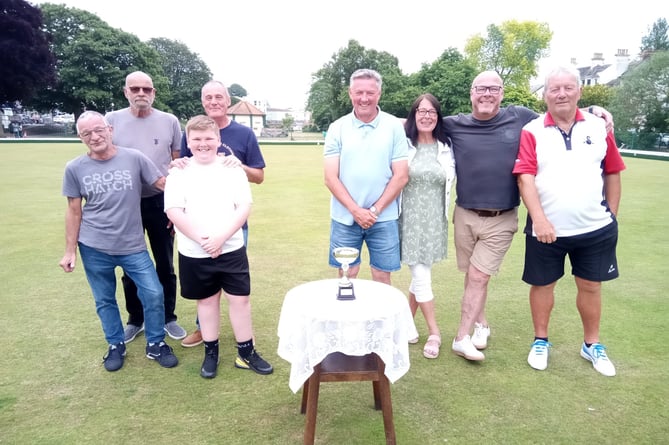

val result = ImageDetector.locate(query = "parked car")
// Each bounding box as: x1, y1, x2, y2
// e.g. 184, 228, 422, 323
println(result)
659, 134, 669, 147
53, 113, 75, 124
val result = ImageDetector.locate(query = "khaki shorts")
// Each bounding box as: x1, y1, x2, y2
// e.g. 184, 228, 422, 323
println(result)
453, 206, 518, 276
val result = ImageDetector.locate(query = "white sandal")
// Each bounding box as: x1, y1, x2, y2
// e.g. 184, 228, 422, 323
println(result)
423, 334, 441, 359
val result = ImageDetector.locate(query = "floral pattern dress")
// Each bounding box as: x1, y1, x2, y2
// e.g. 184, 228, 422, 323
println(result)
399, 142, 449, 266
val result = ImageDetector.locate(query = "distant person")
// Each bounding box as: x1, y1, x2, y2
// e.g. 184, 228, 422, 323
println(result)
59, 111, 178, 372
178, 80, 266, 348
165, 115, 272, 378
443, 70, 614, 362
513, 65, 625, 376
105, 71, 186, 343
324, 68, 408, 284
400, 93, 455, 358
10, 120, 22, 138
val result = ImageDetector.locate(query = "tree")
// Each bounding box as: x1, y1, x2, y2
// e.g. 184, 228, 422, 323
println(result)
281, 115, 295, 139
29, 3, 167, 117
578, 84, 614, 109
609, 51, 669, 147
147, 37, 212, 120
409, 48, 477, 116
0, 0, 56, 103
228, 83, 247, 98
464, 20, 552, 89
306, 39, 405, 130
640, 18, 669, 53
502, 86, 543, 111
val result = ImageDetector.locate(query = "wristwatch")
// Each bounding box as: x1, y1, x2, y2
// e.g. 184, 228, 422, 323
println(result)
370, 206, 379, 216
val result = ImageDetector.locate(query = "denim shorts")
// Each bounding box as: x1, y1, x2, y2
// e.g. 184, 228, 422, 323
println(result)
328, 219, 401, 272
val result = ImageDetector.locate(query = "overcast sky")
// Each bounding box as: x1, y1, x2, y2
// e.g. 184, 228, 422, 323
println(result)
33, 0, 665, 109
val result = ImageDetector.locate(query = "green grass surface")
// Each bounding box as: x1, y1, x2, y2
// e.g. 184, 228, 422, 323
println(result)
1, 143, 668, 444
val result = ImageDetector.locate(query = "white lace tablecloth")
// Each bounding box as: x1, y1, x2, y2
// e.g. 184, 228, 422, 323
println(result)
277, 279, 418, 393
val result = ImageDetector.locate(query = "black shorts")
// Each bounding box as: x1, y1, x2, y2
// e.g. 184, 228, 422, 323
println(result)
178, 247, 250, 299
522, 220, 619, 286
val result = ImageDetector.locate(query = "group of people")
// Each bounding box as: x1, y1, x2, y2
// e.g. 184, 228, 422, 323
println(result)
59, 65, 624, 379
325, 67, 624, 377
59, 71, 272, 379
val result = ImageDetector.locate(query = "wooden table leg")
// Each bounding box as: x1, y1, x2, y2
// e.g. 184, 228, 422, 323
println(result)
303, 365, 322, 445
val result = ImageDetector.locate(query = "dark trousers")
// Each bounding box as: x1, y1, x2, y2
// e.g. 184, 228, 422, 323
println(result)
122, 193, 177, 325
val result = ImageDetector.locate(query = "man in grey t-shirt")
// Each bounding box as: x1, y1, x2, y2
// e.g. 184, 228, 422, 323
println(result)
105, 71, 186, 343
59, 111, 179, 372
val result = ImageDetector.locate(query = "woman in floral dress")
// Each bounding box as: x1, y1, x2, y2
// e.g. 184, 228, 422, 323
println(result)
400, 93, 455, 358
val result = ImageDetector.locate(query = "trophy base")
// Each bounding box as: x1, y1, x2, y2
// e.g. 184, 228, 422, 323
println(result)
337, 284, 356, 300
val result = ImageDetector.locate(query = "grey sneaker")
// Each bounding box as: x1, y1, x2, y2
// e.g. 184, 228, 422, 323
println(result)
123, 323, 144, 343
164, 321, 187, 340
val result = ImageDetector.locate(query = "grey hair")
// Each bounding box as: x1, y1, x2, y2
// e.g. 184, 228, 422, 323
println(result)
350, 68, 382, 90
201, 80, 229, 96
543, 65, 581, 90
76, 111, 109, 133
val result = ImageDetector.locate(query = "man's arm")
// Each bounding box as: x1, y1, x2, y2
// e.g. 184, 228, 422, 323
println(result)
370, 159, 408, 214
324, 156, 355, 209
517, 174, 556, 244
242, 165, 264, 184
584, 106, 614, 133
153, 176, 166, 192
59, 197, 82, 272
324, 156, 377, 226
604, 173, 622, 217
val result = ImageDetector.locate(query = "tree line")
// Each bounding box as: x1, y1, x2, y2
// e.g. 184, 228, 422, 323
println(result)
1, 1, 667, 147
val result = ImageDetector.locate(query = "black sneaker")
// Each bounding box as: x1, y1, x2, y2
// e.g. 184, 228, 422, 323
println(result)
201, 353, 220, 379
103, 343, 126, 372
146, 341, 179, 368
234, 350, 273, 375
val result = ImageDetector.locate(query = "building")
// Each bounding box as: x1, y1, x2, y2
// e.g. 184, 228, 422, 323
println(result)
227, 100, 265, 137
534, 49, 632, 97
577, 49, 631, 86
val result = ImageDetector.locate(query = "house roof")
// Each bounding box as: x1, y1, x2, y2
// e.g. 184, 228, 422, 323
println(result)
228, 100, 265, 116
578, 64, 610, 80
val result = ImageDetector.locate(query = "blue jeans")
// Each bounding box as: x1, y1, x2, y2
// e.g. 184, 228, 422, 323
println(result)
79, 243, 166, 345
122, 193, 177, 326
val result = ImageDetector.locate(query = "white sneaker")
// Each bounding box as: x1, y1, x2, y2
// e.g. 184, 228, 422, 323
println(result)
452, 335, 485, 361
580, 343, 616, 377
472, 323, 490, 350
527, 339, 551, 370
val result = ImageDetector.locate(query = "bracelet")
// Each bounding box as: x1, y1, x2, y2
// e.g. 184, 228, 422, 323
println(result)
588, 106, 594, 114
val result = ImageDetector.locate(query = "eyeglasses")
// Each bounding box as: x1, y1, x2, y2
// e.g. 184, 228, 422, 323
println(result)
128, 86, 154, 94
416, 108, 438, 117
79, 126, 109, 139
472, 85, 503, 95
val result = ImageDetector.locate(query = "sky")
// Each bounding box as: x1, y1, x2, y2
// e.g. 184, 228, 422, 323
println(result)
33, 0, 666, 110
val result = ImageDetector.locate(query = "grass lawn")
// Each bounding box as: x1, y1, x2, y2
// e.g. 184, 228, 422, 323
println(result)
0, 142, 667, 444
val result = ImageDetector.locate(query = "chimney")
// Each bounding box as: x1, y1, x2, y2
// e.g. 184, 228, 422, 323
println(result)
615, 49, 630, 76
592, 52, 605, 65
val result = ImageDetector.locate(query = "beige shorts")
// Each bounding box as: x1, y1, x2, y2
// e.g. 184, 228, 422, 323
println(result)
453, 205, 519, 276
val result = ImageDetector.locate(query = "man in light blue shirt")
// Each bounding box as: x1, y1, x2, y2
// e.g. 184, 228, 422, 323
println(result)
324, 68, 408, 284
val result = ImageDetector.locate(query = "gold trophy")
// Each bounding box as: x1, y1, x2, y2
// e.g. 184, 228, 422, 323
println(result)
332, 247, 359, 300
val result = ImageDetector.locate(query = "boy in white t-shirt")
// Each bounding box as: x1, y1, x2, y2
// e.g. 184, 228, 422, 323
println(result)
164, 115, 272, 378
